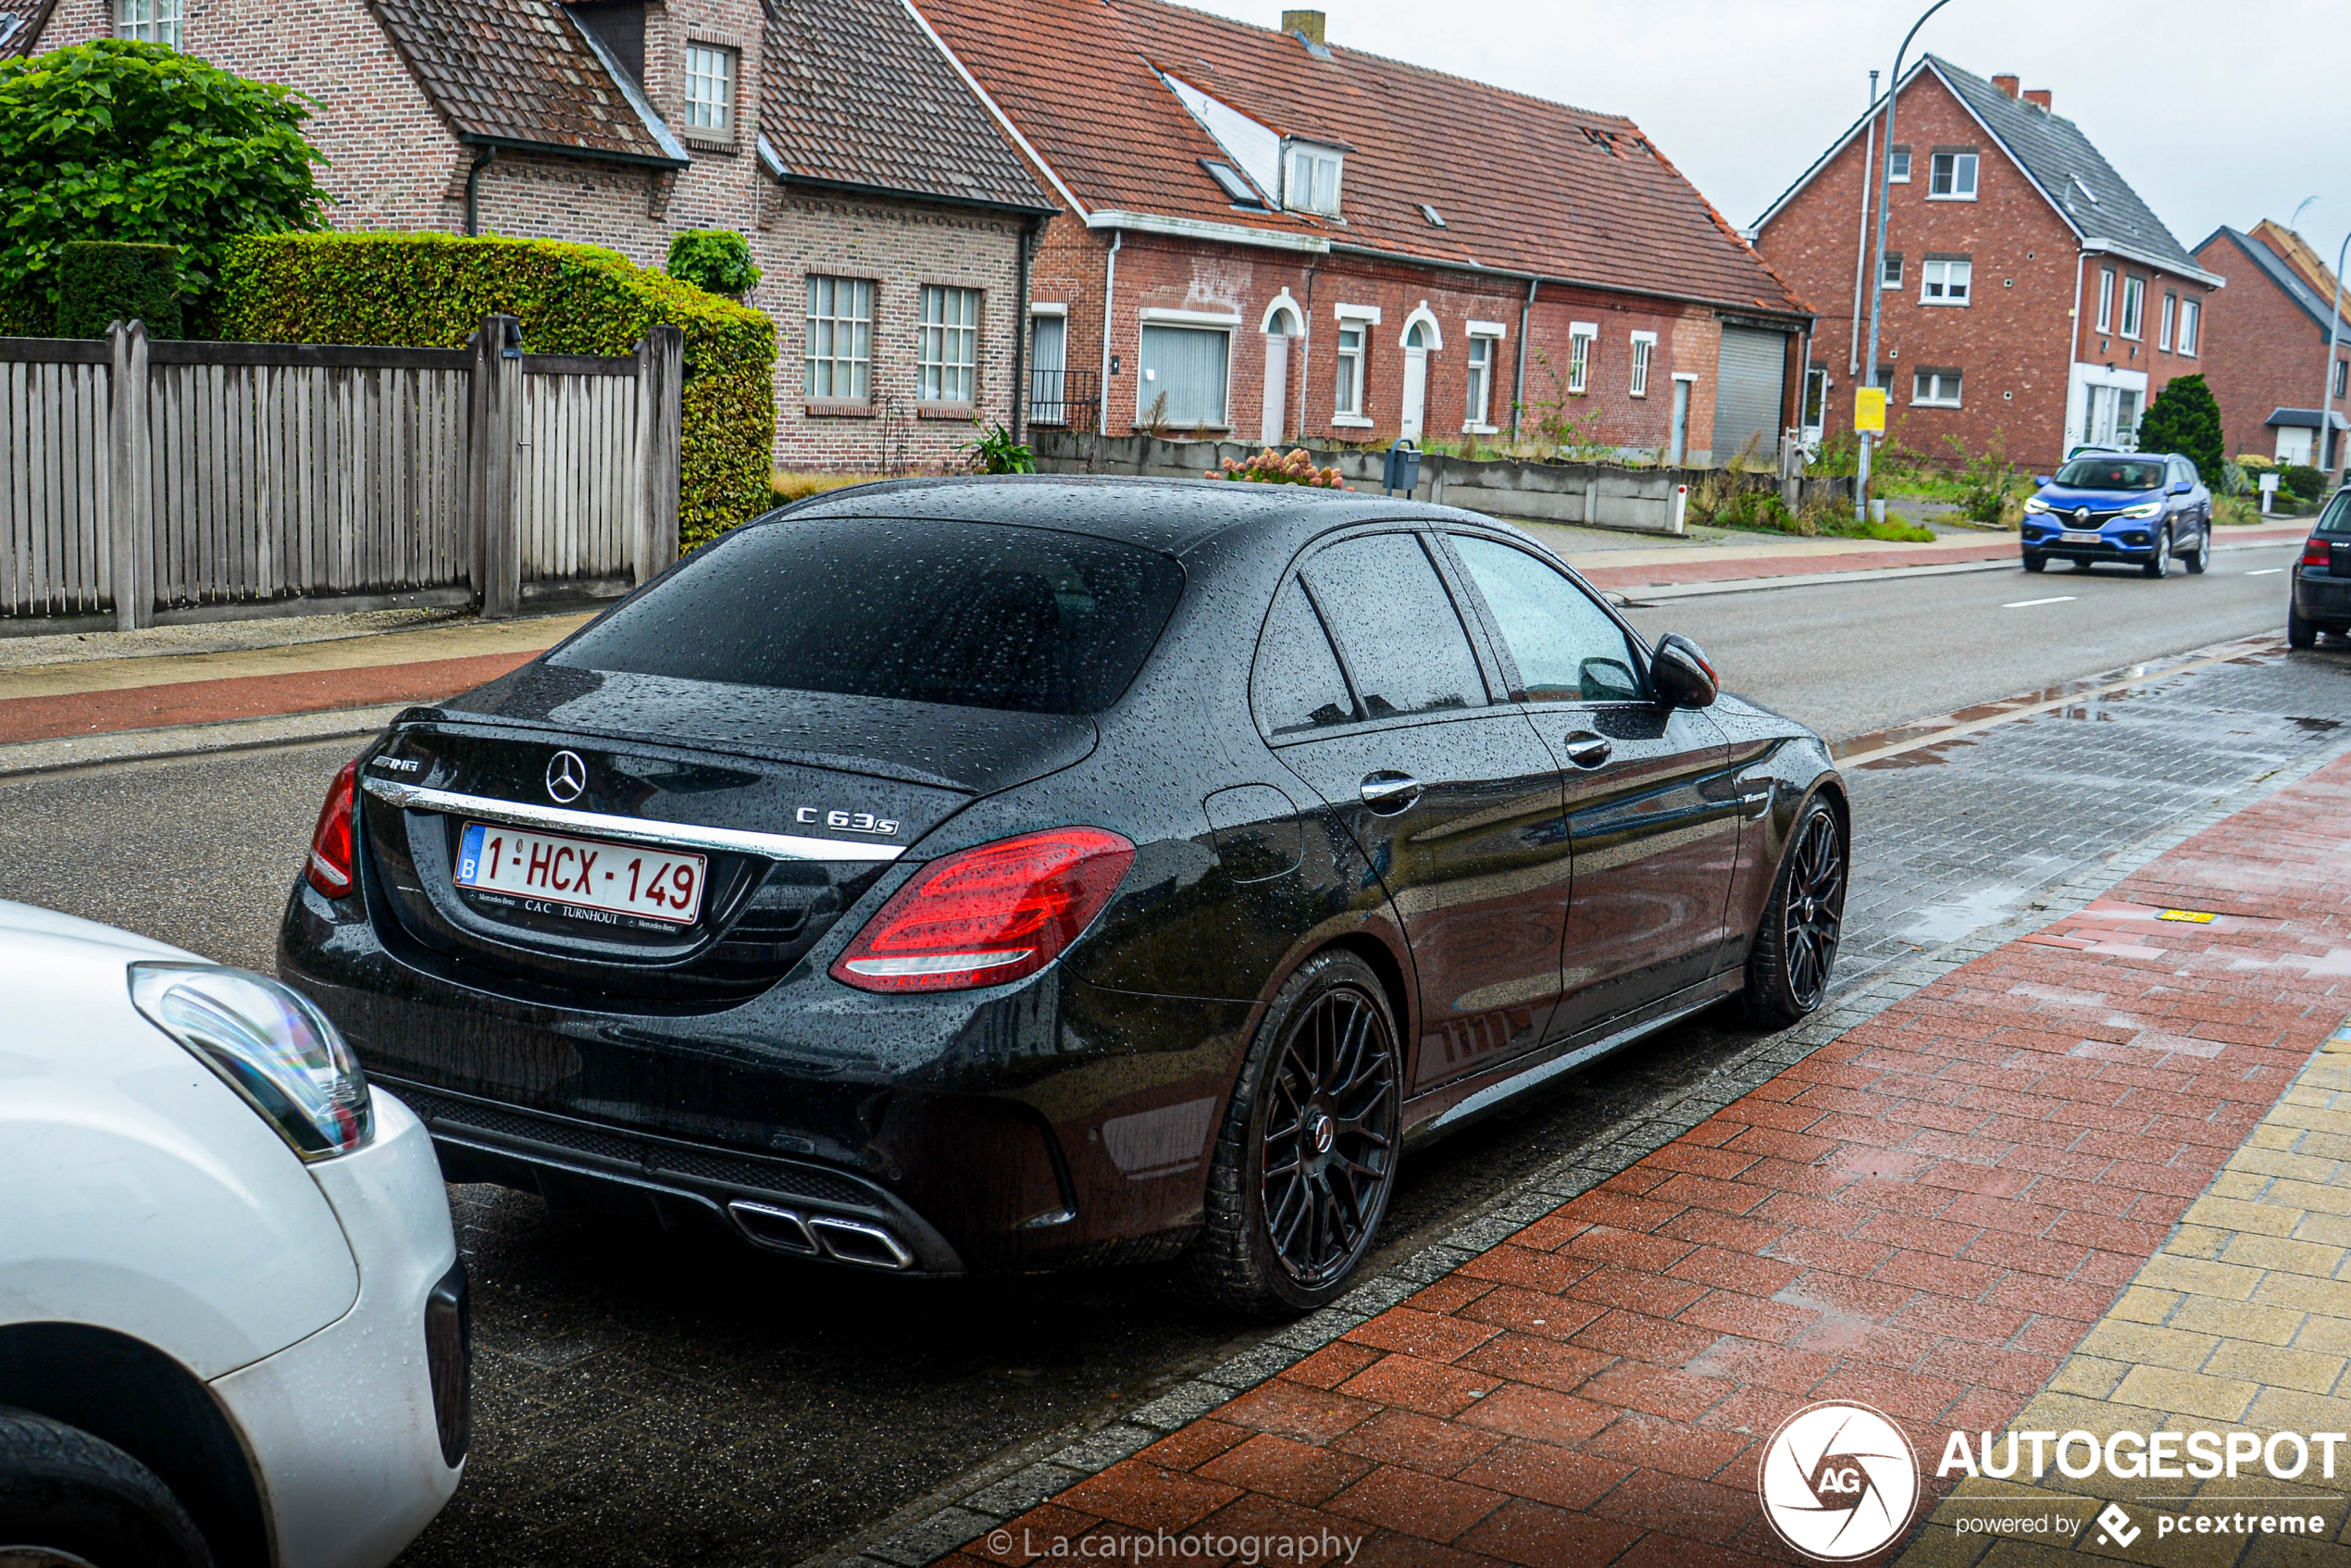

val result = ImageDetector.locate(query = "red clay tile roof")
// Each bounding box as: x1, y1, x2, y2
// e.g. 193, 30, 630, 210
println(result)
760, 0, 1051, 212
0, 0, 56, 56
368, 0, 684, 165
912, 0, 1809, 316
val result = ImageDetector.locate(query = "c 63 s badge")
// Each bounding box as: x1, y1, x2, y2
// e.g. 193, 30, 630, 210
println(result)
798, 807, 899, 837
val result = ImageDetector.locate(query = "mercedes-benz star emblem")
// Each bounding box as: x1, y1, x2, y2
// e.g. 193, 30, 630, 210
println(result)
544, 750, 588, 804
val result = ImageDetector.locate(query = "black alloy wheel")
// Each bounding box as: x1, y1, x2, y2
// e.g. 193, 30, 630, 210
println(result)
2143, 526, 2173, 579
1745, 798, 1847, 1027
1188, 950, 1401, 1315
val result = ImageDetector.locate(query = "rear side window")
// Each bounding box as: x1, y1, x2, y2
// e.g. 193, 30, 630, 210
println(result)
1450, 534, 1644, 703
1254, 579, 1356, 735
2319, 492, 2351, 536
1302, 532, 1486, 719
553, 517, 1184, 716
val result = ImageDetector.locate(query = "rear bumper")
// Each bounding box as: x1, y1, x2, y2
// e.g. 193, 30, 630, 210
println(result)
2295, 568, 2351, 626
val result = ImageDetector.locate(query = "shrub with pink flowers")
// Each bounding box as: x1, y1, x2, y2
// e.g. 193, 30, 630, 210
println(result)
1207, 447, 1346, 488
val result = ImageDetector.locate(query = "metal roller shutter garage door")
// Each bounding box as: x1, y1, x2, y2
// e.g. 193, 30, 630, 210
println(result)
1712, 326, 1788, 467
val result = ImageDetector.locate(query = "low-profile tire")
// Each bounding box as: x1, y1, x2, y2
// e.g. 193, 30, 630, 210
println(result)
2021, 552, 2047, 573
2290, 601, 2319, 649
1184, 950, 1403, 1317
2183, 524, 2210, 574
0, 1407, 214, 1568
1744, 796, 1848, 1029
2142, 526, 2173, 579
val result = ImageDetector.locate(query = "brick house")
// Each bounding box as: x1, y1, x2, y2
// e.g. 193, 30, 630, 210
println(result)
2192, 221, 2349, 475
906, 2, 1810, 466
1753, 57, 2220, 470
8, 0, 1056, 474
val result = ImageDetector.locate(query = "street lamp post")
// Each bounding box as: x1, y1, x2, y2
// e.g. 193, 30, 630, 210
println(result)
2319, 230, 2350, 484
1857, 0, 1958, 524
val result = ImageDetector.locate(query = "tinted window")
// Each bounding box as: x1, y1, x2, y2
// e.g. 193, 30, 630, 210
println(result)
553, 517, 1184, 715
2054, 457, 2165, 491
1450, 535, 1644, 703
1302, 533, 1485, 719
1254, 579, 1357, 735
2318, 492, 2351, 536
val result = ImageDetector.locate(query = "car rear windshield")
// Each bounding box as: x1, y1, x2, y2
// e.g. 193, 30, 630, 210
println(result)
551, 516, 1185, 715
2053, 458, 2165, 491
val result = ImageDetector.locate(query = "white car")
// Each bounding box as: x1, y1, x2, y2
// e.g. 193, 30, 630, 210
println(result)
0, 902, 466, 1567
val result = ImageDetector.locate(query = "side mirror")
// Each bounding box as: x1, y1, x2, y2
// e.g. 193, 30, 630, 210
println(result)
1650, 633, 1718, 710
2034, 475, 2053, 488
2171, 479, 2193, 494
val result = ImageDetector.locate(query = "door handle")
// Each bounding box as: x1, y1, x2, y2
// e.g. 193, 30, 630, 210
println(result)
1561, 731, 1612, 769
1359, 771, 1422, 814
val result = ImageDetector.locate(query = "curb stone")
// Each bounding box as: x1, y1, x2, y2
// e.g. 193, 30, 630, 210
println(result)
822, 718, 2351, 1568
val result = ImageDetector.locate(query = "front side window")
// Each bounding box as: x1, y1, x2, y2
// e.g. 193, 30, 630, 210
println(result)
1567, 329, 1594, 394
2096, 268, 2116, 332
1334, 323, 1366, 417
1300, 533, 1485, 720
804, 276, 873, 401
1137, 323, 1229, 428
1929, 150, 1978, 198
1921, 258, 1972, 305
1881, 252, 1905, 290
1449, 534, 1642, 703
115, 0, 180, 44
551, 517, 1185, 716
2120, 276, 2145, 339
1464, 336, 1495, 429
2180, 299, 2201, 356
1630, 333, 1655, 398
1887, 146, 1912, 182
1912, 367, 1961, 407
684, 44, 735, 132
918, 285, 979, 404
2159, 292, 2177, 351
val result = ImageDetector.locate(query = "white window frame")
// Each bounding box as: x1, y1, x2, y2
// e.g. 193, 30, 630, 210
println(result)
2120, 275, 2145, 340
115, 0, 180, 44
1331, 304, 1377, 427
1920, 257, 1972, 306
1911, 367, 1962, 407
1283, 141, 1345, 217
1880, 252, 1904, 291
1462, 321, 1505, 433
917, 284, 981, 405
1567, 321, 1597, 394
684, 43, 737, 134
2096, 268, 2116, 333
803, 275, 875, 403
1134, 313, 1235, 429
1886, 146, 1911, 183
1927, 150, 1978, 200
2336, 360, 2348, 399
2179, 298, 2200, 357
1628, 330, 1656, 398
2159, 292, 2176, 351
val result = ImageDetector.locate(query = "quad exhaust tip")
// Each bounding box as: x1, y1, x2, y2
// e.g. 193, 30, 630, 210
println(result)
727, 1199, 915, 1270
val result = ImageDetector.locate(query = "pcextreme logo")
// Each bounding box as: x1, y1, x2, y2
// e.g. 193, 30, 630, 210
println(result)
1758, 1400, 1922, 1562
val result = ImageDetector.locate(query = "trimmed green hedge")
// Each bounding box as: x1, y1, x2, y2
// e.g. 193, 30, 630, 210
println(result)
57, 240, 181, 339
209, 232, 775, 546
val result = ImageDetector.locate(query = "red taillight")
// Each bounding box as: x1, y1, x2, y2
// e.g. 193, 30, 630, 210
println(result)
2306, 536, 2332, 567
306, 759, 359, 898
829, 828, 1135, 993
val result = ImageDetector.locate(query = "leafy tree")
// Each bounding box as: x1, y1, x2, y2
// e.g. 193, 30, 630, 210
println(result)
0, 40, 330, 330
665, 230, 760, 298
2136, 373, 2224, 481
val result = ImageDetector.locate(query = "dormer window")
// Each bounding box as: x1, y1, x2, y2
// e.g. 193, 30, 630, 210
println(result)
1284, 142, 1343, 216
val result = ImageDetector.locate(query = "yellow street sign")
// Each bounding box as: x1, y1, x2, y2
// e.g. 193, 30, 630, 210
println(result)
1854, 386, 1887, 434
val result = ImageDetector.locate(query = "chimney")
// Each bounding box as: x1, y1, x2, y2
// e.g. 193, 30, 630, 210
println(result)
2022, 88, 2052, 110
1282, 8, 1325, 44
1991, 73, 2021, 98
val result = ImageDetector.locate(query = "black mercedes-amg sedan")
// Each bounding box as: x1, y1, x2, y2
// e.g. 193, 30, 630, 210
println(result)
280, 478, 1847, 1313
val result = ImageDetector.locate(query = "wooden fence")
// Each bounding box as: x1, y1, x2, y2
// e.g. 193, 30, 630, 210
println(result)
0, 315, 682, 630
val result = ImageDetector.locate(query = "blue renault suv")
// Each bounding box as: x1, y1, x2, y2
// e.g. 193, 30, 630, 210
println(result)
2021, 451, 2212, 577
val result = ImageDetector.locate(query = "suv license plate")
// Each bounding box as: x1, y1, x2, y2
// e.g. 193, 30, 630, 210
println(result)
2060, 529, 2103, 544
454, 822, 705, 925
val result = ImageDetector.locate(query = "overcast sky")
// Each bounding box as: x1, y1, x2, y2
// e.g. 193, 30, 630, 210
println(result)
1189, 0, 2350, 265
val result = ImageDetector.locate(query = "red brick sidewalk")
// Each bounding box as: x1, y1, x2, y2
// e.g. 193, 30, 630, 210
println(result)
0, 651, 534, 745
943, 753, 2351, 1567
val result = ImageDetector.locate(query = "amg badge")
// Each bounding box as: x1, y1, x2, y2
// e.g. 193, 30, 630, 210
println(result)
796, 807, 899, 837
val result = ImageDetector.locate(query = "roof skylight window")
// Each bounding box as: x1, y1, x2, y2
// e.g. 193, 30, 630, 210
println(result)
1202, 160, 1263, 206
1418, 203, 1447, 228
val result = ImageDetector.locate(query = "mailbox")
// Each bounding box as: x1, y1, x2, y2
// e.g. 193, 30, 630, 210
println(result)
1382, 440, 1421, 496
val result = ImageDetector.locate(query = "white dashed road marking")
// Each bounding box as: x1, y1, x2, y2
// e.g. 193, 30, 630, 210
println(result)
2003, 596, 2077, 608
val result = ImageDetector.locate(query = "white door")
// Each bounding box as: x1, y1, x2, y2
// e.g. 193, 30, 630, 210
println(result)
1399, 322, 1430, 442
1262, 331, 1288, 446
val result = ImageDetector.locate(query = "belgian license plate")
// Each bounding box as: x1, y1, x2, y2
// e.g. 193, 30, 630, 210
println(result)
2060, 529, 2103, 544
454, 822, 705, 925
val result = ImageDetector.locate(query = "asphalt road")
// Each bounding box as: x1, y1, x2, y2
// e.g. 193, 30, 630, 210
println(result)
1623, 537, 2303, 740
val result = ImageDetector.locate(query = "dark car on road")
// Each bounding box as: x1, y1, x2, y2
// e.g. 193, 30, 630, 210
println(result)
2290, 486, 2351, 648
2021, 451, 2212, 577
280, 479, 1848, 1313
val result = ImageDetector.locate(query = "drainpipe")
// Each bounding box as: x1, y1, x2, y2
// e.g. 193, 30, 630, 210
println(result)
1511, 277, 1536, 444
464, 144, 497, 237
1299, 255, 1321, 445
1097, 230, 1121, 436
1010, 214, 1041, 447
1848, 70, 1878, 376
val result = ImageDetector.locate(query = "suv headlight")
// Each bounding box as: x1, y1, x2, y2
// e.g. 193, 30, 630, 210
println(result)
2023, 496, 2052, 515
130, 964, 372, 1160
2121, 499, 2164, 519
